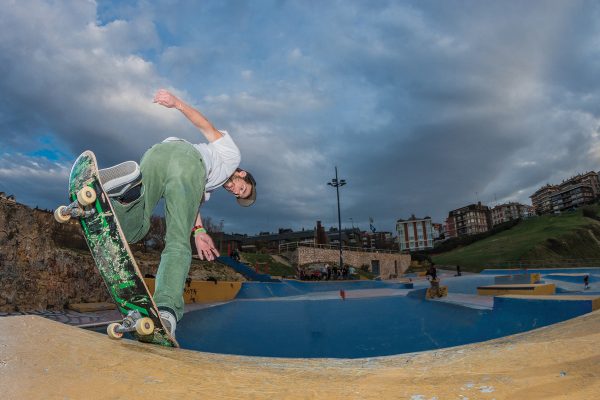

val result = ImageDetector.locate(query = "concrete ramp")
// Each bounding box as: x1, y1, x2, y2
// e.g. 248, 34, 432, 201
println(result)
216, 256, 279, 282
3, 314, 600, 399
430, 293, 494, 310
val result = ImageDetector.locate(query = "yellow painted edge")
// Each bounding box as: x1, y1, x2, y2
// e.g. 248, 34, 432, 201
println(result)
144, 278, 242, 304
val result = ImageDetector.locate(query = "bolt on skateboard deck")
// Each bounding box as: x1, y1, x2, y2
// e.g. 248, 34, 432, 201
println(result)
55, 150, 178, 348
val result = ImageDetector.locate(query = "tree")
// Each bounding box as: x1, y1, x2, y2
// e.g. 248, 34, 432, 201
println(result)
202, 216, 223, 233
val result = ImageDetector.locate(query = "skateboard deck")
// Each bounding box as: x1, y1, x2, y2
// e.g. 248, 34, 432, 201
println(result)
55, 150, 178, 348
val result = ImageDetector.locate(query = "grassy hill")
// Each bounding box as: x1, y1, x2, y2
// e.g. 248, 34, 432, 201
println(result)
239, 252, 296, 277
432, 205, 600, 272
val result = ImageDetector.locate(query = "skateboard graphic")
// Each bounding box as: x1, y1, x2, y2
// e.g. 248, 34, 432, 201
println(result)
55, 151, 178, 348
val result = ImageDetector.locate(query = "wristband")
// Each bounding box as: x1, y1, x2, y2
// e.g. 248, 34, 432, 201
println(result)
193, 227, 207, 236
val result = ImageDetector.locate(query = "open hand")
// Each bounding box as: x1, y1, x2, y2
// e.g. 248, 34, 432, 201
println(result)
194, 231, 220, 261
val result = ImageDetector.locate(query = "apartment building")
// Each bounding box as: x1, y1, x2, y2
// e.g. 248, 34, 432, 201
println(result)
550, 183, 596, 212
530, 171, 600, 214
491, 202, 535, 226
431, 223, 444, 239
444, 215, 457, 239
530, 184, 559, 215
445, 202, 491, 238
396, 215, 434, 251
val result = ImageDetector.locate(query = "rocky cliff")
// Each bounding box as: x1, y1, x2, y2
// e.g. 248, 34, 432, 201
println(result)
0, 198, 243, 312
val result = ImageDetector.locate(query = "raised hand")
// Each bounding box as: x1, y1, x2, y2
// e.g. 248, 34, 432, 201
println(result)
153, 89, 180, 109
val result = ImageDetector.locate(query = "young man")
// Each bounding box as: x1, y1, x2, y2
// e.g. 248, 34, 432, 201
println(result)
99, 89, 256, 337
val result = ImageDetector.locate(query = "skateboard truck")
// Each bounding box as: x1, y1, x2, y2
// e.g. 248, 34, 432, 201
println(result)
107, 310, 155, 340
54, 187, 98, 223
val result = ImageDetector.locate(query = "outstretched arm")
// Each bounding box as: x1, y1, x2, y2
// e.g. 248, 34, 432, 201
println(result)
153, 89, 223, 143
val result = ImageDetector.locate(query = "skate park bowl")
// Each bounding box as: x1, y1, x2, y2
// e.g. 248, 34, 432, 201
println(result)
3, 268, 600, 398
174, 274, 600, 358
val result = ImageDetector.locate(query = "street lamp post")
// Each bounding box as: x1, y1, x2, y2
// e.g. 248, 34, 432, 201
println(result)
327, 166, 346, 269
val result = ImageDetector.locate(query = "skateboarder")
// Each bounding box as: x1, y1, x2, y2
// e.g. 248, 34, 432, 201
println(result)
98, 89, 257, 337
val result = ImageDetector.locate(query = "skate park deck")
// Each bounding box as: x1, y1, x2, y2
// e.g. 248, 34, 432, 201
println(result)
3, 270, 600, 398
2, 312, 600, 399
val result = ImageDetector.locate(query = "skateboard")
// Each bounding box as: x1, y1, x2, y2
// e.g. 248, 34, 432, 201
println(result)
54, 150, 178, 348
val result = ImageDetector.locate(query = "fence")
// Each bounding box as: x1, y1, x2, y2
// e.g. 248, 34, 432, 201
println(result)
278, 241, 401, 255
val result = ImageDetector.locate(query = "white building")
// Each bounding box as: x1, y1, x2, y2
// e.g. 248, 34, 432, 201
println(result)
396, 215, 434, 252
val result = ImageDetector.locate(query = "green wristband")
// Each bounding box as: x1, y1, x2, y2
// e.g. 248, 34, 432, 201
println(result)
193, 227, 207, 236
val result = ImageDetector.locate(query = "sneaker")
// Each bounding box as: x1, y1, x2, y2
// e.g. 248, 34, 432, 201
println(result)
99, 161, 142, 197
159, 310, 177, 337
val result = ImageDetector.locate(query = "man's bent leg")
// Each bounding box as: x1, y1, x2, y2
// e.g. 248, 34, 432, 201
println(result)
152, 142, 206, 321
110, 144, 169, 243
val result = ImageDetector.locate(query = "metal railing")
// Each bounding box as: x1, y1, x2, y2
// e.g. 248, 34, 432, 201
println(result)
278, 241, 401, 254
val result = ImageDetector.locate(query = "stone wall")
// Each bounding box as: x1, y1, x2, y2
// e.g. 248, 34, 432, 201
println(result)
291, 246, 411, 279
0, 199, 108, 312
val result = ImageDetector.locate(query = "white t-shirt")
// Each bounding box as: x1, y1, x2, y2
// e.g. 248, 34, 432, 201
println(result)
163, 131, 241, 201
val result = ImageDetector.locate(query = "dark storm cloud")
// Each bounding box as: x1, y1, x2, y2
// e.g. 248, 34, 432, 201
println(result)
2, 0, 600, 235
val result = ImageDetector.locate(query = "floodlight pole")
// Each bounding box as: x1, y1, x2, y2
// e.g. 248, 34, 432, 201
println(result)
327, 166, 346, 270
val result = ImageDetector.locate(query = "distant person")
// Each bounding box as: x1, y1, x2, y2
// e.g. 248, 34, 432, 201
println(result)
320, 264, 328, 280
584, 274, 590, 290
231, 248, 241, 262
425, 264, 437, 281
456, 265, 462, 277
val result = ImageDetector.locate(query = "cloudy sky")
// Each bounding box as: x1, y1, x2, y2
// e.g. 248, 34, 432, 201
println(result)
1, 0, 600, 235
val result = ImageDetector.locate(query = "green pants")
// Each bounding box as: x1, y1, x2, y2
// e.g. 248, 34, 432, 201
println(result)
111, 141, 206, 321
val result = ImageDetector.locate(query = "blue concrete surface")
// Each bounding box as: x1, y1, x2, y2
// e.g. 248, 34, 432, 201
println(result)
442, 275, 497, 294
236, 279, 413, 299
545, 273, 598, 283
174, 277, 598, 359
478, 268, 600, 295
176, 290, 594, 358
493, 296, 597, 316
495, 274, 541, 284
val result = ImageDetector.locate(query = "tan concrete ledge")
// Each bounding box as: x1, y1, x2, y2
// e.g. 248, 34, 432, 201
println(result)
1, 312, 600, 399
477, 283, 556, 296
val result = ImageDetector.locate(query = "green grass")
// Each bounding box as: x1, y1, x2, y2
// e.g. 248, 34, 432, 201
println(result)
432, 206, 600, 272
239, 252, 296, 277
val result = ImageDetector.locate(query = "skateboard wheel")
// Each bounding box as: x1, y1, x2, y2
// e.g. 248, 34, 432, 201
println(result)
54, 206, 71, 223
77, 187, 97, 206
107, 322, 124, 340
135, 317, 155, 336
